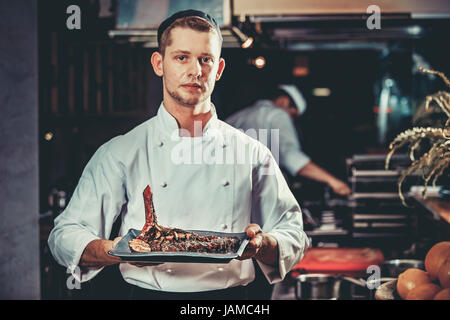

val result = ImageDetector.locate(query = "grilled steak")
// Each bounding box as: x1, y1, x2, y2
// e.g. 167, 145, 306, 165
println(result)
129, 186, 240, 254
129, 238, 151, 253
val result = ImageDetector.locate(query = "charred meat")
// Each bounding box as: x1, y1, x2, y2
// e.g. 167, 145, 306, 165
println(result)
129, 186, 240, 254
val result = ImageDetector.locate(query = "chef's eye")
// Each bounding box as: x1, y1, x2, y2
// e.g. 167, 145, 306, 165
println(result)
177, 56, 186, 62
201, 57, 212, 63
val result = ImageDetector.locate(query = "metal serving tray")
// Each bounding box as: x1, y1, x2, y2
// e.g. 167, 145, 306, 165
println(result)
108, 229, 250, 263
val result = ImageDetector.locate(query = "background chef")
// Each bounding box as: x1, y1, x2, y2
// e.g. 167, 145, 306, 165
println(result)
48, 10, 309, 299
226, 85, 351, 196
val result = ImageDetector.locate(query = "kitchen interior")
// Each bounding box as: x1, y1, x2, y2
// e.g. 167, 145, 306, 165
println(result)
1, 0, 449, 300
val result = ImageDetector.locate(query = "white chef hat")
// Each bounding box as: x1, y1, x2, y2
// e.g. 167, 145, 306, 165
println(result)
278, 84, 307, 115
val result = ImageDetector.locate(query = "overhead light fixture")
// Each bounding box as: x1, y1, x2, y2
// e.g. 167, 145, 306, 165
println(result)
293, 56, 309, 77
241, 37, 254, 49
231, 26, 253, 49
44, 132, 54, 141
407, 25, 423, 36
254, 56, 266, 69
312, 88, 331, 97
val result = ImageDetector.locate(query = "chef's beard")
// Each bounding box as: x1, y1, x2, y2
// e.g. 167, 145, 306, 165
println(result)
168, 89, 202, 107
166, 74, 214, 106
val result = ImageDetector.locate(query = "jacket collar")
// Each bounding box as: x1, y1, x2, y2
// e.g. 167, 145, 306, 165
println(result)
156, 101, 219, 138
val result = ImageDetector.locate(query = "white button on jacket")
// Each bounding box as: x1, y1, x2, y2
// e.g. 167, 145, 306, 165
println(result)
48, 103, 309, 293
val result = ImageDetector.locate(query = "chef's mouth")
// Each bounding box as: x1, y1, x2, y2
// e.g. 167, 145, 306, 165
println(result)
181, 83, 203, 89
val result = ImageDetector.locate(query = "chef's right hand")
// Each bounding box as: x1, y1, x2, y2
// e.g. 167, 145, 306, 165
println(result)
112, 237, 163, 268
328, 178, 351, 196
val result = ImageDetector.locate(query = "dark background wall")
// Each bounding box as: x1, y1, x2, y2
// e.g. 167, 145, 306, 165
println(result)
0, 0, 40, 299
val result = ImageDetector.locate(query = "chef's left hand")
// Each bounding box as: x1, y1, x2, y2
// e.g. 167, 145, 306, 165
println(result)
238, 224, 279, 266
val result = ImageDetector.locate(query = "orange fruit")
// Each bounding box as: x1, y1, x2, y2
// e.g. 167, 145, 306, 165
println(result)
406, 283, 441, 300
425, 242, 450, 280
433, 288, 450, 300
437, 257, 450, 288
397, 268, 432, 299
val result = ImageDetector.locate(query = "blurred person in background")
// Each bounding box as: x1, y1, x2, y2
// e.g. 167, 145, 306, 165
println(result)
226, 84, 351, 196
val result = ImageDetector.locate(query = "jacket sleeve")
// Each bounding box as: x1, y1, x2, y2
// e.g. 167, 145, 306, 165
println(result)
47, 141, 127, 283
251, 144, 310, 284
269, 110, 310, 176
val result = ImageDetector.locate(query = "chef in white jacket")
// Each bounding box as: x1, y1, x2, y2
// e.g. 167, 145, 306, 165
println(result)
226, 85, 351, 196
48, 10, 308, 299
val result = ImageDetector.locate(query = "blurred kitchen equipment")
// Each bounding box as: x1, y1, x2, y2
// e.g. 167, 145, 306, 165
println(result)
294, 273, 395, 300
301, 207, 319, 228
379, 259, 425, 278
340, 276, 397, 300
346, 154, 417, 239
294, 274, 340, 300
292, 247, 385, 278
291, 247, 385, 299
439, 188, 450, 200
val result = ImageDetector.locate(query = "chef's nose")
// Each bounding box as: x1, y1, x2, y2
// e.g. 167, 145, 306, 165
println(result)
187, 58, 203, 78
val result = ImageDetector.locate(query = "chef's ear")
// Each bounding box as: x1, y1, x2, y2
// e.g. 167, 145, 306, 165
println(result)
215, 57, 226, 81
151, 51, 164, 77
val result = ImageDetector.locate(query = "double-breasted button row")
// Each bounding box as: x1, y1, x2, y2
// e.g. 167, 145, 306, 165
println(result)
156, 139, 230, 189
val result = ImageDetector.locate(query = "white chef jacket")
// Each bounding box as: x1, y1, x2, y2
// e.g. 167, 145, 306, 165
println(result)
226, 99, 311, 176
48, 102, 309, 293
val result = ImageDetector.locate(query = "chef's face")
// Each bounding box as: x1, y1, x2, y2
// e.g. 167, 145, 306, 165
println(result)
275, 95, 300, 120
152, 27, 225, 107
